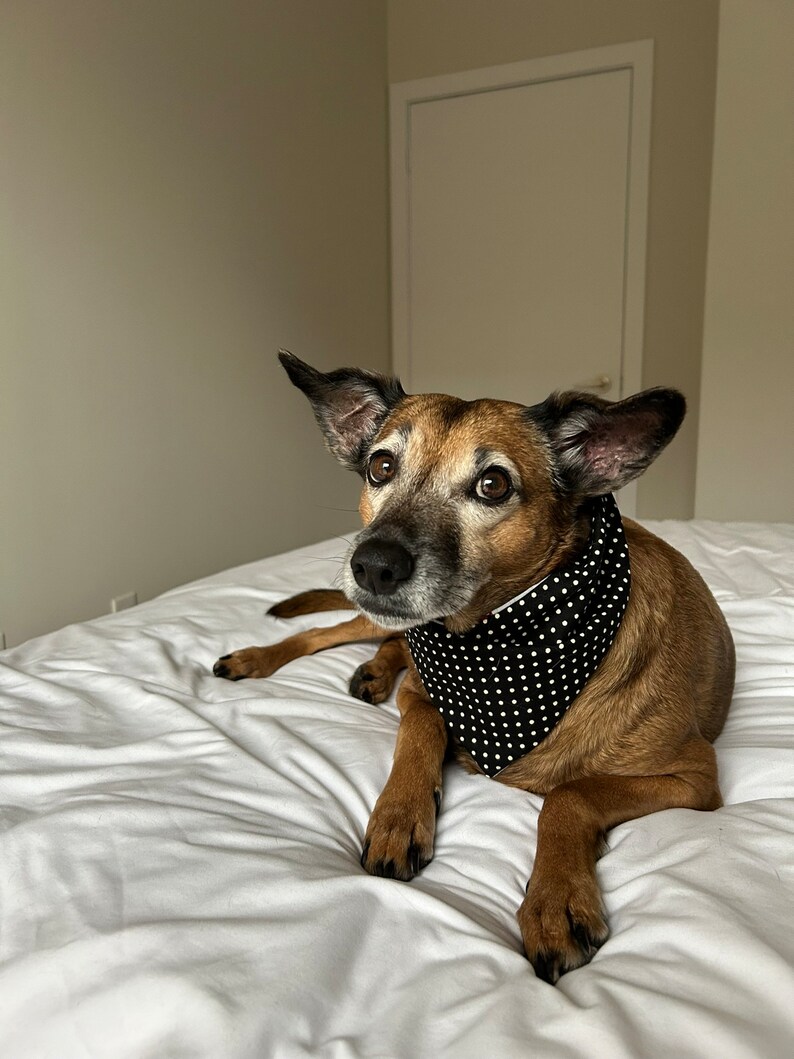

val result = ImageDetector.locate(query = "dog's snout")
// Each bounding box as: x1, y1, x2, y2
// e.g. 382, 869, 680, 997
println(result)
351, 540, 413, 596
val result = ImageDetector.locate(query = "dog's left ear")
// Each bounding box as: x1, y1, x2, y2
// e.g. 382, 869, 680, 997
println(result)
278, 350, 406, 469
529, 387, 686, 495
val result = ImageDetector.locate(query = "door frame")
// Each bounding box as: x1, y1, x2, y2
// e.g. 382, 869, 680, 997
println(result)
389, 41, 654, 515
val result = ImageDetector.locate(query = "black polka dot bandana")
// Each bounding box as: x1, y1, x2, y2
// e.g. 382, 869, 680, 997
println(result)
405, 493, 631, 777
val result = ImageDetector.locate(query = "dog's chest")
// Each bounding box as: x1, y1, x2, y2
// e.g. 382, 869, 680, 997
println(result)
405, 494, 631, 777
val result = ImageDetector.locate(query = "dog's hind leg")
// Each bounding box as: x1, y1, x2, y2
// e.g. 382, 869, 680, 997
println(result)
268, 590, 409, 703
268, 588, 353, 618
350, 635, 410, 704
518, 737, 721, 984
213, 615, 387, 681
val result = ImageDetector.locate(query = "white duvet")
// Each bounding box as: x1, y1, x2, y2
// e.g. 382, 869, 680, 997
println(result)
1, 520, 792, 1058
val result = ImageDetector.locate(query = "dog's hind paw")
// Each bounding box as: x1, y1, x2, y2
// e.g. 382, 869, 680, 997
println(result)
349, 662, 395, 704
213, 646, 280, 680
213, 655, 245, 681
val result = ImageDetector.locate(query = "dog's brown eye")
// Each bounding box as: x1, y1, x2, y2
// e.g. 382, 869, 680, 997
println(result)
475, 466, 512, 503
367, 451, 397, 485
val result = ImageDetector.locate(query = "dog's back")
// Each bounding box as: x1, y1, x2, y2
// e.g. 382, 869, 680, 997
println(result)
624, 519, 735, 743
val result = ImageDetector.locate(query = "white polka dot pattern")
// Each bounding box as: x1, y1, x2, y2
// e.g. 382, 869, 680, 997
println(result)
405, 494, 631, 778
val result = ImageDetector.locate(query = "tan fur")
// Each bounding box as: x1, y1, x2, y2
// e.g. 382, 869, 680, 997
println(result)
215, 386, 735, 983
268, 589, 351, 619
213, 615, 383, 680
349, 634, 411, 705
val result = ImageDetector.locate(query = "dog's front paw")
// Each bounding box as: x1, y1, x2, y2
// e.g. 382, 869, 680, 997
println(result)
518, 876, 609, 984
213, 646, 278, 681
361, 786, 441, 881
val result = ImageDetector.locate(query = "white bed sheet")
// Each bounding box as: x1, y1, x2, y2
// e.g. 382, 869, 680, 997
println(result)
0, 520, 792, 1058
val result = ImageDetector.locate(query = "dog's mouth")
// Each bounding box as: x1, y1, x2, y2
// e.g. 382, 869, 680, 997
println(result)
343, 574, 441, 632
350, 596, 430, 631
341, 531, 480, 631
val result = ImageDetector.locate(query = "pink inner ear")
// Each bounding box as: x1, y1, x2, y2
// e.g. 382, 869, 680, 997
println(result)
557, 397, 676, 492
337, 398, 373, 426
588, 438, 626, 476
586, 410, 657, 471
585, 433, 632, 477
327, 392, 382, 454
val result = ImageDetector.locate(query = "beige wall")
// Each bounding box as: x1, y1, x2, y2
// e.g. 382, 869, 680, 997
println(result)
0, 1, 389, 647
4, 0, 787, 647
388, 0, 720, 519
696, 0, 794, 522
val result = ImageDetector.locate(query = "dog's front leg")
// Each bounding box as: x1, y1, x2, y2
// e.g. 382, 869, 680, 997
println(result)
519, 738, 721, 983
361, 668, 447, 881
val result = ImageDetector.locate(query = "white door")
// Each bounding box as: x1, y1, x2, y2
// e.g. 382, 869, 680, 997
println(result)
391, 44, 653, 510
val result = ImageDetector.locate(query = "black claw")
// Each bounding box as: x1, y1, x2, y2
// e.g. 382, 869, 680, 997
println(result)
566, 910, 604, 958
433, 788, 442, 814
568, 918, 595, 958
360, 841, 371, 870
408, 843, 420, 877
219, 654, 232, 660
350, 665, 382, 703
213, 663, 229, 678
531, 952, 561, 986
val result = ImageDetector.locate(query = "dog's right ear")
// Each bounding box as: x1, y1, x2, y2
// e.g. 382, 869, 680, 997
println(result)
278, 350, 406, 470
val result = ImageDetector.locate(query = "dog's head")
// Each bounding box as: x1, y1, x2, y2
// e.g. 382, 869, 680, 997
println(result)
280, 351, 684, 632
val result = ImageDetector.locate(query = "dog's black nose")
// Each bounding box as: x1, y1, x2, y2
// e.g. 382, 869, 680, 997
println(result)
351, 540, 413, 596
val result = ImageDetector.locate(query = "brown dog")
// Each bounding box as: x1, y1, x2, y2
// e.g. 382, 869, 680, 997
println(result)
214, 352, 735, 984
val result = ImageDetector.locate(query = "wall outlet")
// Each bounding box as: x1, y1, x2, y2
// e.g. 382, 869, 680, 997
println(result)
111, 591, 138, 613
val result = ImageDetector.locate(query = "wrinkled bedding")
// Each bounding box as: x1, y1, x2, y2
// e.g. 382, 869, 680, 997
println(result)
1, 520, 792, 1058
